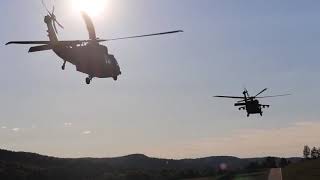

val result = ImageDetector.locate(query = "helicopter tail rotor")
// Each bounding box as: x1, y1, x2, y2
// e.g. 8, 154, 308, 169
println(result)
42, 0, 64, 34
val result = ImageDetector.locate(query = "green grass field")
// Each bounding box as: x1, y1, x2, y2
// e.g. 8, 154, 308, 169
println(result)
233, 171, 268, 180
282, 159, 320, 180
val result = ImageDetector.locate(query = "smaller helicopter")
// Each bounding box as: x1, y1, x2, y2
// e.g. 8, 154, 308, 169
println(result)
213, 88, 290, 117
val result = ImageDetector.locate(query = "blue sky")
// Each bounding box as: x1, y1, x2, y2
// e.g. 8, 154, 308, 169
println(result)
0, 0, 320, 158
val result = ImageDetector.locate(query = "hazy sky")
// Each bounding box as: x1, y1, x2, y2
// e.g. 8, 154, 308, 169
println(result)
0, 0, 320, 159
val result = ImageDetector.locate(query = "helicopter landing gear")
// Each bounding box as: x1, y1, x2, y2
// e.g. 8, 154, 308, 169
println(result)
113, 76, 118, 81
247, 113, 250, 117
260, 112, 263, 116
86, 76, 93, 84
61, 61, 66, 70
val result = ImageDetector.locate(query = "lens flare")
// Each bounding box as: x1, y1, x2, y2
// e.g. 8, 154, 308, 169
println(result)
72, 0, 108, 17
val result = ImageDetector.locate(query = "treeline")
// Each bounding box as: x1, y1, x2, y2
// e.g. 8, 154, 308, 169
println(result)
245, 157, 290, 171
0, 162, 220, 180
303, 145, 320, 159
0, 149, 300, 180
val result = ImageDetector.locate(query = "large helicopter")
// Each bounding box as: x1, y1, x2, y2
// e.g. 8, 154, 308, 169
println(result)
5, 2, 183, 84
214, 88, 290, 117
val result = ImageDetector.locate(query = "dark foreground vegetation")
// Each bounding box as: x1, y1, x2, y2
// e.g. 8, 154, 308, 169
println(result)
0, 149, 300, 180
282, 158, 320, 180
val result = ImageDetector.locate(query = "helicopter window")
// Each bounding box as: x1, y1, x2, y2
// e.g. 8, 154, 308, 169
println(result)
109, 55, 118, 66
105, 55, 112, 64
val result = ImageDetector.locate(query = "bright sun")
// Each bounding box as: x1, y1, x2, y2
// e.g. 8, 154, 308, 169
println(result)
72, 0, 108, 17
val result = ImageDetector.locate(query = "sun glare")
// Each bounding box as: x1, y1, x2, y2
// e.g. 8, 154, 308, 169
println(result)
72, 0, 108, 17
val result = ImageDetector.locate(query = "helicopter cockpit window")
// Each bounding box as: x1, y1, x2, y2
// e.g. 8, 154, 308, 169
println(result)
109, 55, 118, 66
105, 54, 112, 64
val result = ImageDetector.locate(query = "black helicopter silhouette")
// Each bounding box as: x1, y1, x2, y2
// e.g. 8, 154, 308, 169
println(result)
6, 1, 183, 84
214, 88, 290, 117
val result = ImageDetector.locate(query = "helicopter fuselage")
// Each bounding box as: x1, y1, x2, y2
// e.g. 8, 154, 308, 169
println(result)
214, 89, 287, 117
235, 100, 262, 116
45, 15, 121, 81
234, 92, 270, 117
53, 43, 121, 79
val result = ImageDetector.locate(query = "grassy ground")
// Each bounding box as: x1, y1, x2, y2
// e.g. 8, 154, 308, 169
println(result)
183, 170, 268, 180
233, 171, 268, 180
282, 159, 320, 180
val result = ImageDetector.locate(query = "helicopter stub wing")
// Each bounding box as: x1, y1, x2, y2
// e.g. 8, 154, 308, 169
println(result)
29, 45, 53, 53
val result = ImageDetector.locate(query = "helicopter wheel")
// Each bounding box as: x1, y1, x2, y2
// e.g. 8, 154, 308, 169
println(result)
113, 76, 118, 81
86, 77, 92, 84
61, 61, 66, 70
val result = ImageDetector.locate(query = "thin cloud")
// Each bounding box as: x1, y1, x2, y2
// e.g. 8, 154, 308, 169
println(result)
82, 130, 91, 135
64, 122, 73, 127
12, 128, 20, 132
1, 126, 7, 129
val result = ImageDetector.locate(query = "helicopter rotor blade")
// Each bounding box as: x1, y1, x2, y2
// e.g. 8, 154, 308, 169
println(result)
54, 19, 64, 29
213, 96, 245, 99
256, 94, 291, 98
53, 22, 58, 34
254, 88, 268, 97
243, 88, 250, 97
103, 30, 183, 41
42, 0, 51, 15
42, 1, 64, 33
6, 41, 51, 45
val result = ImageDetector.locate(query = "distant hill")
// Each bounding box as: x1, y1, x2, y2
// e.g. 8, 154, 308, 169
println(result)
0, 149, 301, 180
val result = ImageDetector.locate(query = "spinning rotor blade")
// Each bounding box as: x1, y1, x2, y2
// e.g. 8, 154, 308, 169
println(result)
256, 94, 291, 98
254, 88, 268, 97
42, 0, 51, 15
6, 39, 109, 46
244, 88, 250, 96
214, 96, 245, 99
237, 99, 246, 103
54, 19, 64, 29
81, 11, 96, 40
51, 8, 64, 33
104, 30, 184, 41
6, 41, 51, 45
42, 1, 64, 34
53, 22, 58, 34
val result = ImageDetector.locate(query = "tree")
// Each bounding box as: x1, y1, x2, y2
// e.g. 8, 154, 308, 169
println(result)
311, 147, 318, 159
303, 145, 311, 159
279, 158, 289, 168
246, 161, 260, 170
263, 157, 277, 168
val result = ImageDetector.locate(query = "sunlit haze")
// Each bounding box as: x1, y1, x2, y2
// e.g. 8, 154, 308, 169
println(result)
72, 0, 108, 17
0, 0, 320, 159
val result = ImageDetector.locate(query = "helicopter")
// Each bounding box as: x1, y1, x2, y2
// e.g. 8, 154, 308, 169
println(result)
213, 88, 290, 117
5, 2, 183, 84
